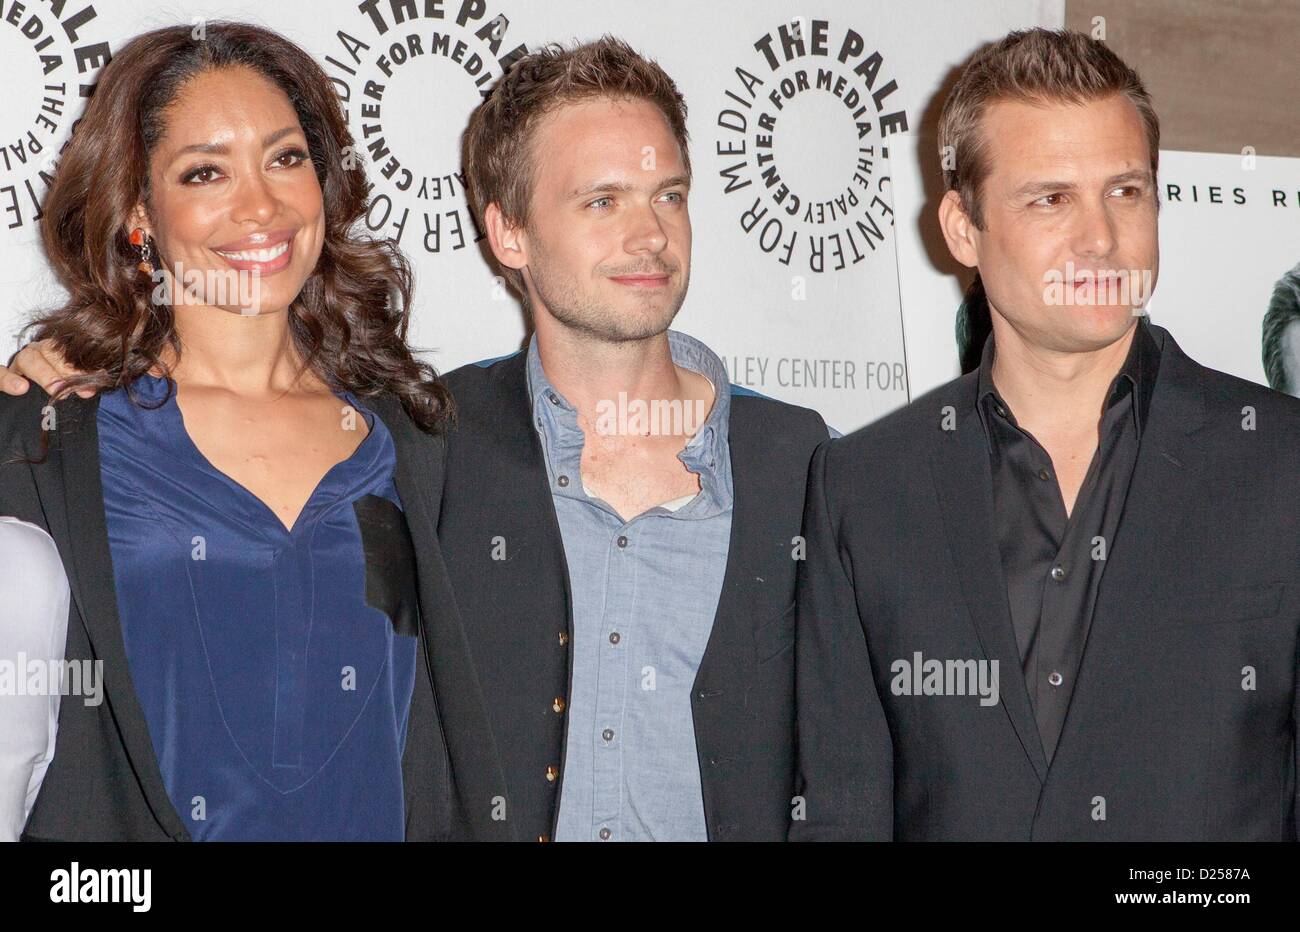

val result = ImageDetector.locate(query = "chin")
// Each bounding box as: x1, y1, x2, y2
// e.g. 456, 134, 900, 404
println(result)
217, 299, 290, 318
606, 318, 674, 343
627, 289, 684, 323
1060, 306, 1140, 350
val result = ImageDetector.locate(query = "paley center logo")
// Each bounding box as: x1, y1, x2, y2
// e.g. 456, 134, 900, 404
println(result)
715, 17, 910, 273
323, 0, 529, 259
0, 2, 112, 235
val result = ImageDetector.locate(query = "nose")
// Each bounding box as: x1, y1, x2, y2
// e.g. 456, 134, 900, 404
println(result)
1071, 197, 1118, 260
624, 200, 669, 256
231, 172, 279, 227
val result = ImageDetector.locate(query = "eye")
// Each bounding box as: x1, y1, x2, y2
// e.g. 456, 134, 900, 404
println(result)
660, 191, 685, 204
271, 147, 309, 169
181, 164, 223, 185
1032, 192, 1066, 208
588, 196, 613, 211
1110, 185, 1141, 199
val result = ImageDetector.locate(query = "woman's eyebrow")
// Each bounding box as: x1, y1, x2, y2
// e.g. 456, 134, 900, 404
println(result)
172, 126, 301, 158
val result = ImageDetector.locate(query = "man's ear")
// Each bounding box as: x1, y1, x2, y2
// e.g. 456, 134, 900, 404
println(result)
483, 202, 528, 273
938, 189, 980, 270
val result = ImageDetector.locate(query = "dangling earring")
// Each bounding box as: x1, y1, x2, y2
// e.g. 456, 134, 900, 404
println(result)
129, 227, 155, 276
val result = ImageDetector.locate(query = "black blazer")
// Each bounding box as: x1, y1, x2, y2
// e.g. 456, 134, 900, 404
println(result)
793, 324, 1300, 840
0, 387, 510, 841
439, 351, 828, 841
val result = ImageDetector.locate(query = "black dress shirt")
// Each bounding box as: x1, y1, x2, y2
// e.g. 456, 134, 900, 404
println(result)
976, 319, 1160, 761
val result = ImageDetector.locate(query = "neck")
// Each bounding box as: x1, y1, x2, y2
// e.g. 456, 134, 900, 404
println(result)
988, 313, 1137, 433
164, 303, 311, 396
533, 316, 691, 418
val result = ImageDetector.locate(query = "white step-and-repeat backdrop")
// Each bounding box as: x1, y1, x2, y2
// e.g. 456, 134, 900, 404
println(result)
2, 0, 1071, 432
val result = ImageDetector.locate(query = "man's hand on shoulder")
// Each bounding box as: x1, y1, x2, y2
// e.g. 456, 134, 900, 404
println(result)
0, 340, 91, 398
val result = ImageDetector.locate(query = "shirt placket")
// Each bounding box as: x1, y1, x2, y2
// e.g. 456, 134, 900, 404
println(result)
590, 515, 637, 841
1045, 399, 1131, 726
1036, 501, 1074, 753
1032, 436, 1104, 758
1011, 425, 1072, 750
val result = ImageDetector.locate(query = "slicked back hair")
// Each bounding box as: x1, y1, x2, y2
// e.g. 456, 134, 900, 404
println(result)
938, 28, 1159, 230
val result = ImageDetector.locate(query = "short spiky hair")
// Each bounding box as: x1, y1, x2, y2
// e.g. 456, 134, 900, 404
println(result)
464, 35, 690, 295
938, 28, 1160, 229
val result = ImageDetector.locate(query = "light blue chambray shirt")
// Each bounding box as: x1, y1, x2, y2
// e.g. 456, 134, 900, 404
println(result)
528, 330, 734, 843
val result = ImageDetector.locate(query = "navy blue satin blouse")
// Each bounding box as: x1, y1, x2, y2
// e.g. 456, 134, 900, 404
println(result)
96, 375, 418, 841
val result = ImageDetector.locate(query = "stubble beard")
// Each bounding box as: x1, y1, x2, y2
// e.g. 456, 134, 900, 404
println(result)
527, 243, 690, 345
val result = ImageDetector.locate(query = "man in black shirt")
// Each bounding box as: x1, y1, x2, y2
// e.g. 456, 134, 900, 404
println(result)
792, 29, 1300, 840
979, 318, 1158, 762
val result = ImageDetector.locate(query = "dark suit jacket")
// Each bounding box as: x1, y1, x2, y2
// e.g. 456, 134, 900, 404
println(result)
440, 351, 827, 841
793, 324, 1300, 841
0, 387, 510, 841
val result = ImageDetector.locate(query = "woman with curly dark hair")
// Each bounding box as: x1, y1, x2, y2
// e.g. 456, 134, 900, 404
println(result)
0, 21, 506, 841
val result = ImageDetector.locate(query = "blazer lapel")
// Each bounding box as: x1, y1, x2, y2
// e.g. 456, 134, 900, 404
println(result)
493, 357, 578, 839
368, 393, 516, 840
495, 351, 576, 652
1067, 327, 1207, 678
929, 390, 1050, 783
694, 400, 769, 699
31, 395, 189, 839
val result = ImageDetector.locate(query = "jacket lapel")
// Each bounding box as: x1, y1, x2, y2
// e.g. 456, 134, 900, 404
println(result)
491, 352, 576, 654
1062, 326, 1207, 701
695, 399, 770, 698
479, 356, 576, 839
929, 385, 1050, 783
31, 395, 189, 839
499, 356, 577, 839
369, 393, 517, 840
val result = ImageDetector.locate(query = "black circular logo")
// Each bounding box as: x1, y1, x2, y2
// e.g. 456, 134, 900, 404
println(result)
324, 1, 528, 261
714, 18, 909, 273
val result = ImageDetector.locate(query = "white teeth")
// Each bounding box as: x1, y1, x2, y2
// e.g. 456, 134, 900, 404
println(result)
216, 240, 289, 262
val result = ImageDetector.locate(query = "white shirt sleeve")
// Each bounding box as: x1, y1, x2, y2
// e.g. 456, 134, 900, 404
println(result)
0, 517, 71, 842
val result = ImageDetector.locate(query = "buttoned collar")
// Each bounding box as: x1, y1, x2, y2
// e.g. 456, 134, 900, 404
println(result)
525, 329, 734, 518
977, 316, 1161, 439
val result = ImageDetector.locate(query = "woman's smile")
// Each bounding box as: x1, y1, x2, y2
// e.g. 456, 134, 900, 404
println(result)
211, 228, 297, 275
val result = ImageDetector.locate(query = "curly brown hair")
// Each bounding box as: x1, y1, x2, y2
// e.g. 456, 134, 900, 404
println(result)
25, 21, 452, 431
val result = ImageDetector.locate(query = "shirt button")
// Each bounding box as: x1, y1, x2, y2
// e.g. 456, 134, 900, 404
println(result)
537, 835, 550, 843
548, 392, 559, 405
557, 475, 569, 488
1050, 565, 1066, 582
552, 697, 565, 714
1048, 671, 1064, 687
599, 827, 611, 840
608, 632, 620, 645
545, 766, 558, 782
1037, 467, 1051, 480
559, 631, 569, 646
602, 728, 614, 742
616, 535, 628, 549
995, 403, 1008, 418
